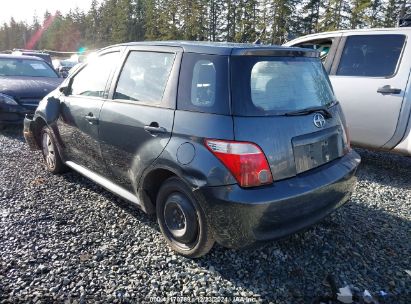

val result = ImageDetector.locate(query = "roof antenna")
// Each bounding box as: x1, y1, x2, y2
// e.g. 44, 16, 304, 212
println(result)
254, 28, 266, 45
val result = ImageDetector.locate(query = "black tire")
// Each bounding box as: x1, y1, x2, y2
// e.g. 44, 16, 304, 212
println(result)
156, 177, 214, 258
40, 126, 66, 174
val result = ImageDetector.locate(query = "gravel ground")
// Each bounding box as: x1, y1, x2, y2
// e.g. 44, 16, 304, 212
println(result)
0, 125, 410, 303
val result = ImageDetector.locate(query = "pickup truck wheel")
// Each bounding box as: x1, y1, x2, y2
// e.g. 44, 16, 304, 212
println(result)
156, 177, 214, 258
40, 126, 66, 174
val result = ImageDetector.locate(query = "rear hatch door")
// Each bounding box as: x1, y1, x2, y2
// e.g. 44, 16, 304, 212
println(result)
231, 50, 349, 181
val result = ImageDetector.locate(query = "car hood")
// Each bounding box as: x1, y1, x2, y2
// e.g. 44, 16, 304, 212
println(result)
0, 76, 63, 100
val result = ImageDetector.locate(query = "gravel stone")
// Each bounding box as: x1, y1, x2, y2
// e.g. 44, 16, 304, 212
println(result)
0, 126, 410, 303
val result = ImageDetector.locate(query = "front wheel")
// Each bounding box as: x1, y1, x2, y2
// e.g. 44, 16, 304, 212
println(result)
40, 126, 66, 174
156, 177, 214, 258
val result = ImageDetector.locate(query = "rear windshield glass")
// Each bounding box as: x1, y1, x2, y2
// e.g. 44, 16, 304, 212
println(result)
231, 56, 335, 116
0, 58, 58, 78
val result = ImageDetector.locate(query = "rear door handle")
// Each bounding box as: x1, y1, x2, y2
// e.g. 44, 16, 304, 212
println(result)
377, 85, 402, 95
144, 123, 167, 136
85, 113, 99, 124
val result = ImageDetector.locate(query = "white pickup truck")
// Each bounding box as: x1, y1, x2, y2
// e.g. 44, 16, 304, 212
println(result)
285, 27, 411, 156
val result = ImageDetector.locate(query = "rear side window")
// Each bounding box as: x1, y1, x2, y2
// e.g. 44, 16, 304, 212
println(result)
114, 51, 175, 104
191, 60, 216, 107
178, 53, 229, 115
231, 56, 335, 116
336, 35, 405, 77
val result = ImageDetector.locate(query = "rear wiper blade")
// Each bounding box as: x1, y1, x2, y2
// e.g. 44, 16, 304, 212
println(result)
284, 106, 333, 118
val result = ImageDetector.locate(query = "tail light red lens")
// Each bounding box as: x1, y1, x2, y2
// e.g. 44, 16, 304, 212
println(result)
205, 139, 273, 187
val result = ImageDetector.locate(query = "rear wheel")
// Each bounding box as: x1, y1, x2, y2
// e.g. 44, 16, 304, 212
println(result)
156, 177, 214, 258
40, 126, 66, 174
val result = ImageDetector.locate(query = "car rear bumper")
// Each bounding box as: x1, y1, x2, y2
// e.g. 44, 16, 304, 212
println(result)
195, 149, 360, 248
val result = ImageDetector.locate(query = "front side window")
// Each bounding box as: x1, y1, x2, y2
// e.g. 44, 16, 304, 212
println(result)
0, 58, 58, 78
114, 51, 175, 104
70, 52, 119, 97
232, 56, 335, 116
336, 34, 405, 77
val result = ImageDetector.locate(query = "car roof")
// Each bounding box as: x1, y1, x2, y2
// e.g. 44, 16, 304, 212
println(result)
20, 51, 49, 54
285, 27, 411, 42
105, 41, 317, 56
0, 54, 47, 61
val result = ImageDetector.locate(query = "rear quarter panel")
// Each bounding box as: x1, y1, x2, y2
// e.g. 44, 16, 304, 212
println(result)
147, 110, 237, 188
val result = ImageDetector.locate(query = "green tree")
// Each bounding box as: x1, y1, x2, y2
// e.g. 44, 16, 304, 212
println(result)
224, 0, 238, 41
350, 0, 371, 28
269, 0, 296, 44
112, 0, 134, 43
320, 0, 350, 31
179, 0, 208, 40
133, 0, 147, 41
144, 0, 162, 40
301, 0, 321, 34
383, 0, 407, 27
85, 0, 102, 47
234, 0, 259, 43
208, 0, 225, 41
367, 0, 384, 27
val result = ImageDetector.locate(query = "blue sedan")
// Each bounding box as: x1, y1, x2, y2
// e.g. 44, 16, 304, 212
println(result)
0, 54, 62, 128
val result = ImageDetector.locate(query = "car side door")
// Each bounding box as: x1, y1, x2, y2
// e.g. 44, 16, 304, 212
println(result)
98, 46, 182, 193
56, 49, 122, 176
328, 32, 410, 149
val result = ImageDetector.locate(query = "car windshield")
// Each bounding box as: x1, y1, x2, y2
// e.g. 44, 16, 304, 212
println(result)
231, 56, 335, 116
0, 58, 58, 78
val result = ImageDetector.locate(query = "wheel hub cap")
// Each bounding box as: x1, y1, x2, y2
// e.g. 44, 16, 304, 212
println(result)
163, 193, 198, 244
42, 133, 56, 169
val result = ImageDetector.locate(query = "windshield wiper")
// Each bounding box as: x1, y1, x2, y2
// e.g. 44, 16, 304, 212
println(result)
284, 105, 333, 118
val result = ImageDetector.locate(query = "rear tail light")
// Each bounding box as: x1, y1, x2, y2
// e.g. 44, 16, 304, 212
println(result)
205, 139, 273, 187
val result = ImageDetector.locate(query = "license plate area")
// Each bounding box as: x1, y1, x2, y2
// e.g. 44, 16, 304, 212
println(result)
293, 127, 343, 174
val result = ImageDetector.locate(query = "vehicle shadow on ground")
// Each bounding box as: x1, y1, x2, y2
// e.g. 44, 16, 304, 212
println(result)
60, 171, 160, 231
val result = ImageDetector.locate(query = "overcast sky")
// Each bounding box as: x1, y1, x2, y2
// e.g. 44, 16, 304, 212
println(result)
0, 0, 97, 24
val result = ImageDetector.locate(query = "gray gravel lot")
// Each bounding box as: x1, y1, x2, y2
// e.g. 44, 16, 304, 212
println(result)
0, 126, 410, 303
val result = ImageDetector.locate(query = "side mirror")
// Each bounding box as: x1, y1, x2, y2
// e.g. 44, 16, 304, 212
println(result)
59, 85, 70, 96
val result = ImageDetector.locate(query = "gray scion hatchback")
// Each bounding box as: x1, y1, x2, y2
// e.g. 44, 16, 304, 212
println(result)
24, 41, 361, 257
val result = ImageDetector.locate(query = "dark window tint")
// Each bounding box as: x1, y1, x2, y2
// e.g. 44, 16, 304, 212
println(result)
70, 52, 119, 97
231, 56, 335, 116
178, 53, 229, 115
114, 51, 175, 104
337, 35, 405, 77
0, 58, 58, 78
